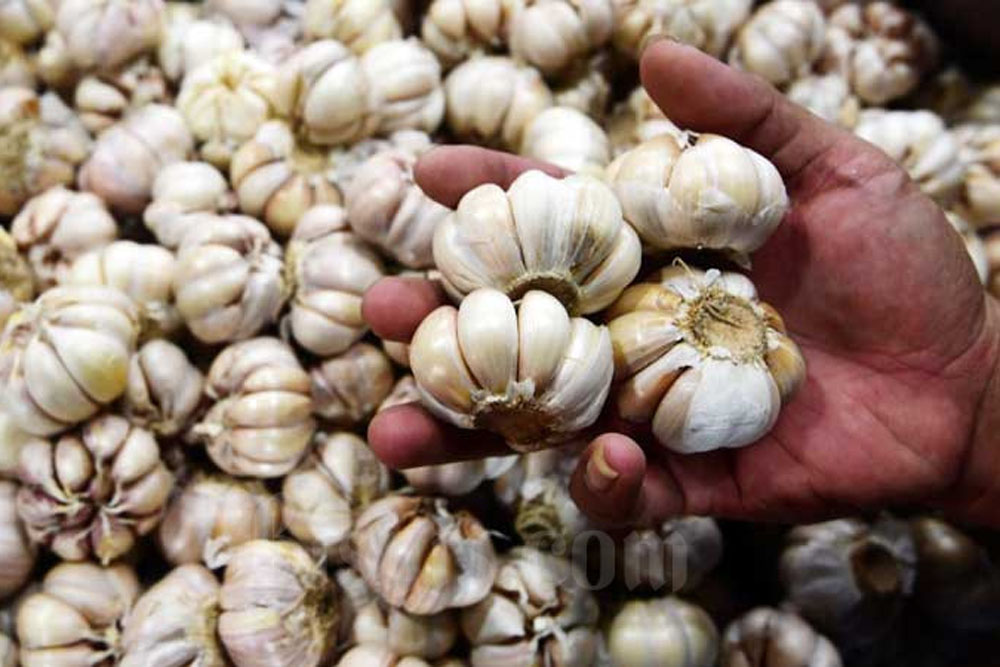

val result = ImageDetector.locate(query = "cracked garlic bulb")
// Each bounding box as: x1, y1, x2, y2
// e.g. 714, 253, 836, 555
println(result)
304, 0, 402, 54
0, 0, 56, 44
607, 133, 789, 260
123, 339, 204, 437
722, 607, 842, 667
353, 603, 458, 660
0, 481, 35, 598
402, 456, 518, 497
620, 516, 723, 592
53, 0, 163, 75
0, 286, 140, 436
729, 0, 826, 87
954, 124, 1000, 228
353, 495, 498, 616
72, 59, 170, 134
519, 106, 610, 176
787, 74, 859, 128
420, 0, 513, 69
362, 38, 445, 135
608, 597, 718, 667
434, 170, 641, 315
411, 289, 614, 451
608, 266, 805, 453
143, 161, 236, 249
158, 10, 245, 82
508, 0, 612, 78
612, 0, 752, 59
172, 214, 287, 344
311, 343, 395, 425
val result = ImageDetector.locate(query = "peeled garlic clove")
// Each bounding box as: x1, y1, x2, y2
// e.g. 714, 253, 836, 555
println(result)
620, 516, 723, 592
508, 0, 612, 78
729, 0, 826, 87
304, 0, 402, 55
143, 161, 237, 249
607, 597, 719, 667
310, 343, 395, 425
0, 0, 57, 45
611, 0, 752, 60
722, 607, 843, 667
54, 0, 163, 75
420, 0, 512, 70
158, 10, 245, 82
787, 74, 860, 128
0, 480, 35, 598
519, 106, 610, 176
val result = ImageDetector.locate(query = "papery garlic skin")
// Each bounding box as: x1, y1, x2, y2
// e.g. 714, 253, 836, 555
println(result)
0, 0, 57, 44
0, 286, 140, 436
402, 456, 518, 497
508, 0, 613, 78
362, 38, 445, 135
420, 0, 513, 69
311, 343, 395, 425
143, 162, 236, 249
353, 602, 459, 660
985, 229, 1000, 299
729, 0, 826, 87
612, 0, 752, 60
620, 516, 723, 592
304, 0, 402, 55
954, 124, 1000, 228
411, 289, 614, 451
944, 212, 989, 284
158, 472, 280, 569
503, 447, 589, 552
124, 339, 204, 437
434, 170, 640, 315
519, 106, 610, 175
54, 0, 163, 75
786, 74, 859, 129
159, 11, 245, 82
0, 481, 35, 598
607, 597, 719, 667
0, 218, 34, 334
722, 607, 843, 667
353, 495, 498, 616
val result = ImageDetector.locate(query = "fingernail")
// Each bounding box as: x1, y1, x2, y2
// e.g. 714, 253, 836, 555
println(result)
585, 442, 619, 493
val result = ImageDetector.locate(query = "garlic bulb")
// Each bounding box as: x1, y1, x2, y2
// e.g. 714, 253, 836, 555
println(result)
362, 38, 445, 135
158, 472, 281, 568
16, 414, 175, 564
72, 59, 170, 134
0, 411, 40, 479
34, 29, 75, 90
338, 644, 458, 667
945, 212, 989, 284
444, 56, 553, 150
158, 11, 245, 82
120, 564, 226, 667
519, 106, 611, 175
281, 431, 391, 562
0, 0, 56, 44
607, 597, 719, 667
123, 339, 204, 437
379, 374, 421, 411
607, 134, 789, 260
402, 456, 518, 497
420, 0, 513, 69
607, 266, 805, 453
53, 0, 163, 75
353, 495, 498, 615
607, 86, 687, 157
10, 186, 116, 290
786, 74, 860, 129
0, 481, 35, 598
0, 286, 140, 436
310, 343, 395, 425
620, 516, 723, 592
434, 170, 640, 314
508, 0, 613, 79
303, 0, 402, 55
614, 0, 753, 59
143, 161, 236, 249
384, 341, 411, 368
172, 214, 288, 344
722, 607, 842, 667
79, 103, 193, 214
954, 123, 1000, 228
986, 229, 1000, 298
411, 288, 614, 451
0, 38, 35, 88
219, 540, 340, 667
17, 562, 139, 665
353, 602, 459, 660
729, 0, 826, 87
206, 0, 284, 28
962, 85, 1000, 125
506, 448, 589, 552
553, 60, 611, 121
0, 633, 13, 667
192, 337, 316, 478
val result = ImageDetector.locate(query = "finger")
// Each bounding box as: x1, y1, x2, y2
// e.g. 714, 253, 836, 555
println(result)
569, 434, 647, 526
362, 276, 448, 343
367, 403, 509, 469
415, 145, 567, 209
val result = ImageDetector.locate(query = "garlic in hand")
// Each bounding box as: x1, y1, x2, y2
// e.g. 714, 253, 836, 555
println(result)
362, 38, 445, 135
519, 106, 611, 176
411, 288, 614, 451
786, 74, 860, 129
143, 161, 237, 249
508, 0, 613, 79
620, 516, 723, 592
954, 123, 1000, 228
729, 0, 826, 87
607, 597, 719, 667
611, 0, 752, 60
124, 339, 204, 437
607, 266, 805, 454
420, 0, 513, 69
311, 343, 395, 425
722, 607, 843, 667
352, 602, 458, 660
0, 480, 35, 598
303, 0, 402, 55
53, 0, 163, 75
0, 0, 57, 44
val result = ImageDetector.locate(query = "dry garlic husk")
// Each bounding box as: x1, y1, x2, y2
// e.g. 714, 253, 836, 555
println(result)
611, 0, 753, 60
281, 431, 390, 562
607, 133, 789, 260
444, 55, 553, 150
0, 286, 140, 436
143, 161, 236, 249
172, 214, 287, 344
786, 74, 860, 129
310, 343, 395, 425
607, 597, 719, 667
607, 266, 805, 454
303, 0, 402, 54
353, 495, 498, 616
72, 59, 170, 134
411, 288, 614, 451
353, 602, 459, 660
620, 516, 723, 592
158, 10, 245, 82
954, 123, 1000, 228
123, 339, 204, 437
16, 414, 175, 564
192, 337, 315, 478
420, 0, 513, 69
158, 472, 280, 569
79, 103, 193, 215
17, 561, 138, 666
0, 481, 35, 598
362, 38, 445, 135
53, 0, 163, 75
519, 106, 610, 176
721, 607, 843, 667
0, 38, 35, 88
434, 170, 640, 314
507, 0, 613, 79
120, 564, 226, 667
402, 457, 518, 497
945, 212, 989, 284
219, 540, 339, 667
0, 0, 56, 44
729, 0, 826, 87
10, 186, 116, 290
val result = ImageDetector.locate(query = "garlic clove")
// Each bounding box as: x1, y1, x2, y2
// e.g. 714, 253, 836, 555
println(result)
410, 306, 478, 418
457, 288, 519, 396
517, 290, 571, 393
607, 597, 719, 667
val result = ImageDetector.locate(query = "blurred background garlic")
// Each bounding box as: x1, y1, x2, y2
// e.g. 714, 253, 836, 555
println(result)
206, 0, 285, 30
282, 431, 390, 563
0, 633, 13, 667
362, 38, 445, 135
143, 162, 237, 249
16, 413, 175, 564
353, 495, 497, 615
944, 211, 989, 284
219, 539, 339, 667
0, 481, 35, 599
607, 266, 804, 453
954, 123, 1000, 228
729, 0, 826, 88
519, 106, 610, 175
786, 73, 860, 128
123, 339, 204, 438
191, 337, 315, 478
158, 472, 281, 568
420, 0, 513, 69
0, 411, 40, 479
401, 456, 517, 497
507, 0, 612, 79
607, 86, 687, 156
120, 564, 226, 667
0, 0, 56, 44
0, 286, 139, 436
53, 0, 163, 75
607, 596, 719, 667
552, 58, 611, 121
0, 38, 35, 88
310, 343, 395, 425
72, 59, 170, 134
353, 602, 458, 660
411, 289, 613, 451
158, 10, 245, 82
611, 0, 753, 60
0, 229, 33, 332
985, 228, 1000, 298
722, 607, 843, 667
304, 0, 403, 55
338, 643, 464, 666
620, 516, 723, 592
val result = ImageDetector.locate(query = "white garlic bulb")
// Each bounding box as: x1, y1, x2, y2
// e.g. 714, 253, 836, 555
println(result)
786, 74, 860, 129
620, 516, 723, 592
954, 124, 1000, 228
143, 161, 237, 249
508, 0, 613, 78
608, 266, 805, 454
72, 59, 170, 135
945, 212, 989, 284
985, 229, 1000, 298
337, 644, 455, 667
552, 59, 611, 121
962, 85, 1000, 125
120, 564, 227, 667
362, 38, 445, 135
503, 447, 590, 552
172, 214, 288, 344
607, 86, 688, 157
0, 38, 35, 88
123, 339, 204, 437
411, 288, 614, 451
420, 0, 513, 69
10, 186, 116, 290
206, 0, 284, 28
0, 633, 13, 667
0, 286, 140, 436
434, 170, 641, 315
729, 0, 826, 87
34, 29, 75, 89
402, 456, 518, 497
607, 597, 719, 667
311, 343, 395, 425
158, 11, 245, 82
0, 481, 35, 598
0, 0, 57, 44
519, 106, 611, 175
378, 374, 421, 411
0, 410, 40, 479
353, 603, 459, 660
612, 0, 753, 60
282, 431, 390, 563
304, 0, 403, 55
383, 340, 411, 368
54, 0, 163, 75
722, 607, 843, 667
353, 495, 498, 615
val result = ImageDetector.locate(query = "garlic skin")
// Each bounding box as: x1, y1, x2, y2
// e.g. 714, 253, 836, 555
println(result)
607, 134, 789, 259
219, 540, 340, 667
206, 0, 284, 28
143, 162, 237, 249
612, 0, 752, 60
608, 266, 805, 454
158, 11, 245, 82
158, 472, 280, 569
434, 170, 641, 315
384, 341, 411, 368
786, 74, 860, 129
444, 56, 553, 150
0, 0, 56, 44
519, 106, 610, 176
281, 431, 390, 563
420, 0, 513, 69
123, 339, 204, 437
0, 38, 35, 88
0, 286, 140, 436
944, 212, 989, 284
722, 607, 843, 667
10, 186, 117, 290
402, 456, 518, 497
353, 495, 498, 616
303, 0, 402, 55
72, 59, 170, 135
0, 481, 35, 599
607, 86, 687, 156
353, 602, 459, 660
16, 414, 175, 564
508, 0, 613, 78
192, 337, 316, 478
54, 0, 163, 75
620, 516, 723, 592
954, 124, 1000, 228
607, 597, 719, 667
120, 564, 226, 667
172, 214, 288, 344
729, 0, 826, 88
362, 38, 446, 135
411, 288, 614, 451
310, 343, 395, 425
17, 561, 139, 666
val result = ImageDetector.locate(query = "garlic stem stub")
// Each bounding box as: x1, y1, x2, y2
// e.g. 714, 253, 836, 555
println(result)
410, 288, 614, 452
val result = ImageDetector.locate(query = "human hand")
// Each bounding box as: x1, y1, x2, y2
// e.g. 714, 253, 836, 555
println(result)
363, 40, 1000, 527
